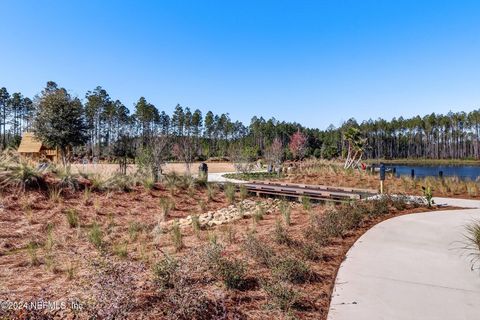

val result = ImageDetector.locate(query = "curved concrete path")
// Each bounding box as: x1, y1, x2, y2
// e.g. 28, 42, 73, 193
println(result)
328, 197, 480, 320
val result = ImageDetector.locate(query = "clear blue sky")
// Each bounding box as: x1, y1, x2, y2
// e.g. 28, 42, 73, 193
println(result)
1, 0, 480, 129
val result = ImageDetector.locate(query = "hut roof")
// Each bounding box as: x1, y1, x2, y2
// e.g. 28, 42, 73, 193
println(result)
17, 132, 43, 153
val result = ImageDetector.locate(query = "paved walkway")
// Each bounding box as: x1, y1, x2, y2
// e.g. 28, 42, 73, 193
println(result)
328, 197, 480, 320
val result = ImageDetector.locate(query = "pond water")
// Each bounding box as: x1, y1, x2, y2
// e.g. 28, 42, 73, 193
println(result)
385, 165, 480, 181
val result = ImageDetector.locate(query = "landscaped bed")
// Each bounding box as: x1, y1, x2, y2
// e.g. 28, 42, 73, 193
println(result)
0, 170, 447, 319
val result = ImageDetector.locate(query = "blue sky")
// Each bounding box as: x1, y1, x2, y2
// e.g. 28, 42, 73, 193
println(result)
1, 0, 480, 129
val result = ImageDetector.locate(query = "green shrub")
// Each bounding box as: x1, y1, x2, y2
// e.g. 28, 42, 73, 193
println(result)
203, 243, 246, 290
104, 173, 134, 192
272, 257, 310, 284
27, 241, 39, 266
48, 186, 62, 203
224, 182, 236, 204
273, 219, 293, 246
301, 196, 311, 212
153, 254, 179, 289
391, 195, 409, 211
113, 241, 128, 258
321, 209, 346, 238
261, 280, 298, 312
207, 183, 217, 201
191, 214, 201, 234
243, 233, 276, 267
239, 184, 248, 200
422, 186, 435, 208
128, 221, 142, 241
279, 200, 291, 226
159, 197, 174, 219
89, 222, 103, 249
301, 242, 323, 261
171, 220, 184, 252
65, 208, 79, 228
142, 177, 155, 190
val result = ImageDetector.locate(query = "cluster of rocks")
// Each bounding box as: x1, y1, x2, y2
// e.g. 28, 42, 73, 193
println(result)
161, 198, 282, 231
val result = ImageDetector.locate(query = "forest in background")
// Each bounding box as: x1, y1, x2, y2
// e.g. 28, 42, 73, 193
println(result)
1, 81, 480, 163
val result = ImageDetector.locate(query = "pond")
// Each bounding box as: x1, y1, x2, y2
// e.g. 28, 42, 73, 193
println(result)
385, 164, 480, 181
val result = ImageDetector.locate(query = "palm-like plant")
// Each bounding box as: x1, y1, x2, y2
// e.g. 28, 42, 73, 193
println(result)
343, 127, 367, 169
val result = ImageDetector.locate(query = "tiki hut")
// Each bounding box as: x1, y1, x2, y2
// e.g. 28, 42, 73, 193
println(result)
17, 132, 59, 162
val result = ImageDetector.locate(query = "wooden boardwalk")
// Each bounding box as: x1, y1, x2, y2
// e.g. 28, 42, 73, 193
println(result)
243, 181, 377, 202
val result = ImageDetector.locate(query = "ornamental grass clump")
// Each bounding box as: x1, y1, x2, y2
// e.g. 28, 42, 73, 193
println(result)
171, 220, 184, 252
464, 221, 480, 271
224, 182, 236, 205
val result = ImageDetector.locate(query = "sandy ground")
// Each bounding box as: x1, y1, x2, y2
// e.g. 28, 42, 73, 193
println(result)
70, 162, 236, 176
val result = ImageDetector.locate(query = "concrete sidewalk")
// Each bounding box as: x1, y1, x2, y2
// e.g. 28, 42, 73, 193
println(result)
328, 198, 480, 320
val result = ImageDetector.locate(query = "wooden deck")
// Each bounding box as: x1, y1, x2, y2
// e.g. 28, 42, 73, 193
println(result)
242, 181, 377, 202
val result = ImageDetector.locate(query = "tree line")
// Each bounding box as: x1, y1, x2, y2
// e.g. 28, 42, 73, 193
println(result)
0, 81, 479, 168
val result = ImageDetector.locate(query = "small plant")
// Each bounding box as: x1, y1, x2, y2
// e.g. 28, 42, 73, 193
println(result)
48, 186, 62, 203
224, 182, 236, 204
65, 208, 79, 228
239, 184, 248, 200
142, 176, 155, 190
164, 172, 179, 195
203, 243, 246, 290
171, 219, 184, 252
128, 221, 142, 241
243, 233, 276, 267
272, 257, 311, 284
301, 196, 311, 212
208, 231, 218, 245
65, 261, 76, 280
253, 202, 265, 223
301, 242, 323, 261
261, 280, 298, 312
153, 253, 179, 289
89, 222, 103, 249
159, 197, 174, 219
464, 221, 480, 271
198, 199, 207, 212
207, 183, 217, 201
279, 200, 291, 226
113, 241, 128, 258
221, 225, 236, 244
27, 241, 39, 266
191, 214, 201, 236
273, 219, 293, 246
83, 187, 92, 205
422, 186, 435, 208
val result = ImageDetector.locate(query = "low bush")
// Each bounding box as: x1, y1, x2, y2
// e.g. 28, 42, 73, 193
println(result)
272, 257, 311, 284
261, 280, 299, 312
203, 243, 246, 290
273, 219, 293, 246
243, 233, 276, 267
153, 253, 179, 289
